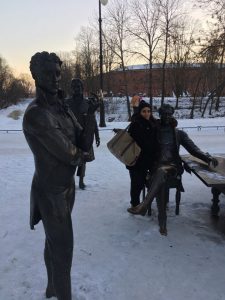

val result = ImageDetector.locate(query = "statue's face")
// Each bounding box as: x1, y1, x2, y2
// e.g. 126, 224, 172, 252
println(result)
160, 110, 174, 125
71, 80, 83, 97
36, 61, 61, 94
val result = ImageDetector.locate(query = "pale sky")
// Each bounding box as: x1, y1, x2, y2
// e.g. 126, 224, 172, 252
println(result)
0, 0, 99, 75
0, 0, 205, 77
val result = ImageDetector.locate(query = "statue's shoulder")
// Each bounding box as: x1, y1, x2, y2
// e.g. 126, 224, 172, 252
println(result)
176, 128, 186, 135
23, 99, 56, 130
24, 99, 47, 117
24, 99, 40, 116
176, 128, 190, 143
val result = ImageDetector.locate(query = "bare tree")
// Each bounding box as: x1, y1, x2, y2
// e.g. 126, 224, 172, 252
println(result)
156, 0, 182, 105
207, 34, 225, 111
75, 26, 99, 94
103, 38, 116, 95
72, 49, 82, 80
201, 78, 225, 117
128, 0, 162, 107
0, 56, 12, 106
189, 74, 203, 119
57, 51, 76, 97
17, 73, 34, 97
197, 0, 225, 110
198, 0, 225, 26
0, 55, 32, 108
199, 33, 225, 113
168, 18, 196, 108
104, 0, 132, 120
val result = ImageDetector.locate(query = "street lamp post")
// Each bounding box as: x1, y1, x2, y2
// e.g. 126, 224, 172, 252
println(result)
98, 0, 107, 127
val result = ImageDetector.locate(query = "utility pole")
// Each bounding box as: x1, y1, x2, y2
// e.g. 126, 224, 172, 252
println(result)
98, 0, 108, 127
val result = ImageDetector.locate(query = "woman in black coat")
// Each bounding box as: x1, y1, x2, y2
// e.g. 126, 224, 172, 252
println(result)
127, 101, 157, 209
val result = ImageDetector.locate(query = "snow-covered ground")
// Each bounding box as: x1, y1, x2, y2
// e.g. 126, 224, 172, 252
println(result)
0, 100, 225, 300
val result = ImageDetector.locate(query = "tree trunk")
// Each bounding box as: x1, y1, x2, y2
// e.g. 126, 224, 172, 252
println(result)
148, 52, 153, 108
201, 95, 213, 117
122, 66, 131, 121
161, 26, 169, 106
190, 76, 202, 119
215, 46, 225, 111
175, 96, 179, 109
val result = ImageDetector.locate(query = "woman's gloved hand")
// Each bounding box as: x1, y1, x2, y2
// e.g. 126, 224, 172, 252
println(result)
96, 138, 100, 147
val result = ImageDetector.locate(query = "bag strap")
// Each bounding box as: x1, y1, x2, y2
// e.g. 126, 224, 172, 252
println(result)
125, 123, 131, 131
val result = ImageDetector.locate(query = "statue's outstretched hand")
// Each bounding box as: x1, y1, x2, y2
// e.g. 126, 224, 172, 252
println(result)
88, 92, 100, 113
90, 92, 99, 102
209, 157, 218, 167
206, 153, 218, 167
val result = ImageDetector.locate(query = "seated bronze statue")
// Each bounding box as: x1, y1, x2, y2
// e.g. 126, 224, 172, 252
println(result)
127, 104, 218, 236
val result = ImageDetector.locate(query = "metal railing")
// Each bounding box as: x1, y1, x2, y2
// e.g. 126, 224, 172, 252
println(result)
0, 129, 23, 133
178, 125, 225, 131
0, 125, 225, 133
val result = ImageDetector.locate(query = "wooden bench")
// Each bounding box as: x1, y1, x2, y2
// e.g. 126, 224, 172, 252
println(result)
181, 154, 225, 217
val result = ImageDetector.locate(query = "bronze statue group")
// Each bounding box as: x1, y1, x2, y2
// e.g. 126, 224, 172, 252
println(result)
23, 51, 218, 300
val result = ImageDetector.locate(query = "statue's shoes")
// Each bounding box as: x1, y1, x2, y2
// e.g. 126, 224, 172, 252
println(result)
127, 203, 147, 216
159, 227, 167, 236
46, 286, 56, 298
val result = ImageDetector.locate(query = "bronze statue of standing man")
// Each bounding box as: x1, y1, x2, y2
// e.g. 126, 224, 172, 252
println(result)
67, 78, 100, 189
23, 52, 97, 300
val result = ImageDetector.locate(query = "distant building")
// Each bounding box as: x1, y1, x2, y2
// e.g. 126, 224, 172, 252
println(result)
88, 63, 225, 97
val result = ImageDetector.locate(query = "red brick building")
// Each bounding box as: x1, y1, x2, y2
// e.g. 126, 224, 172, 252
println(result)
91, 63, 225, 97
